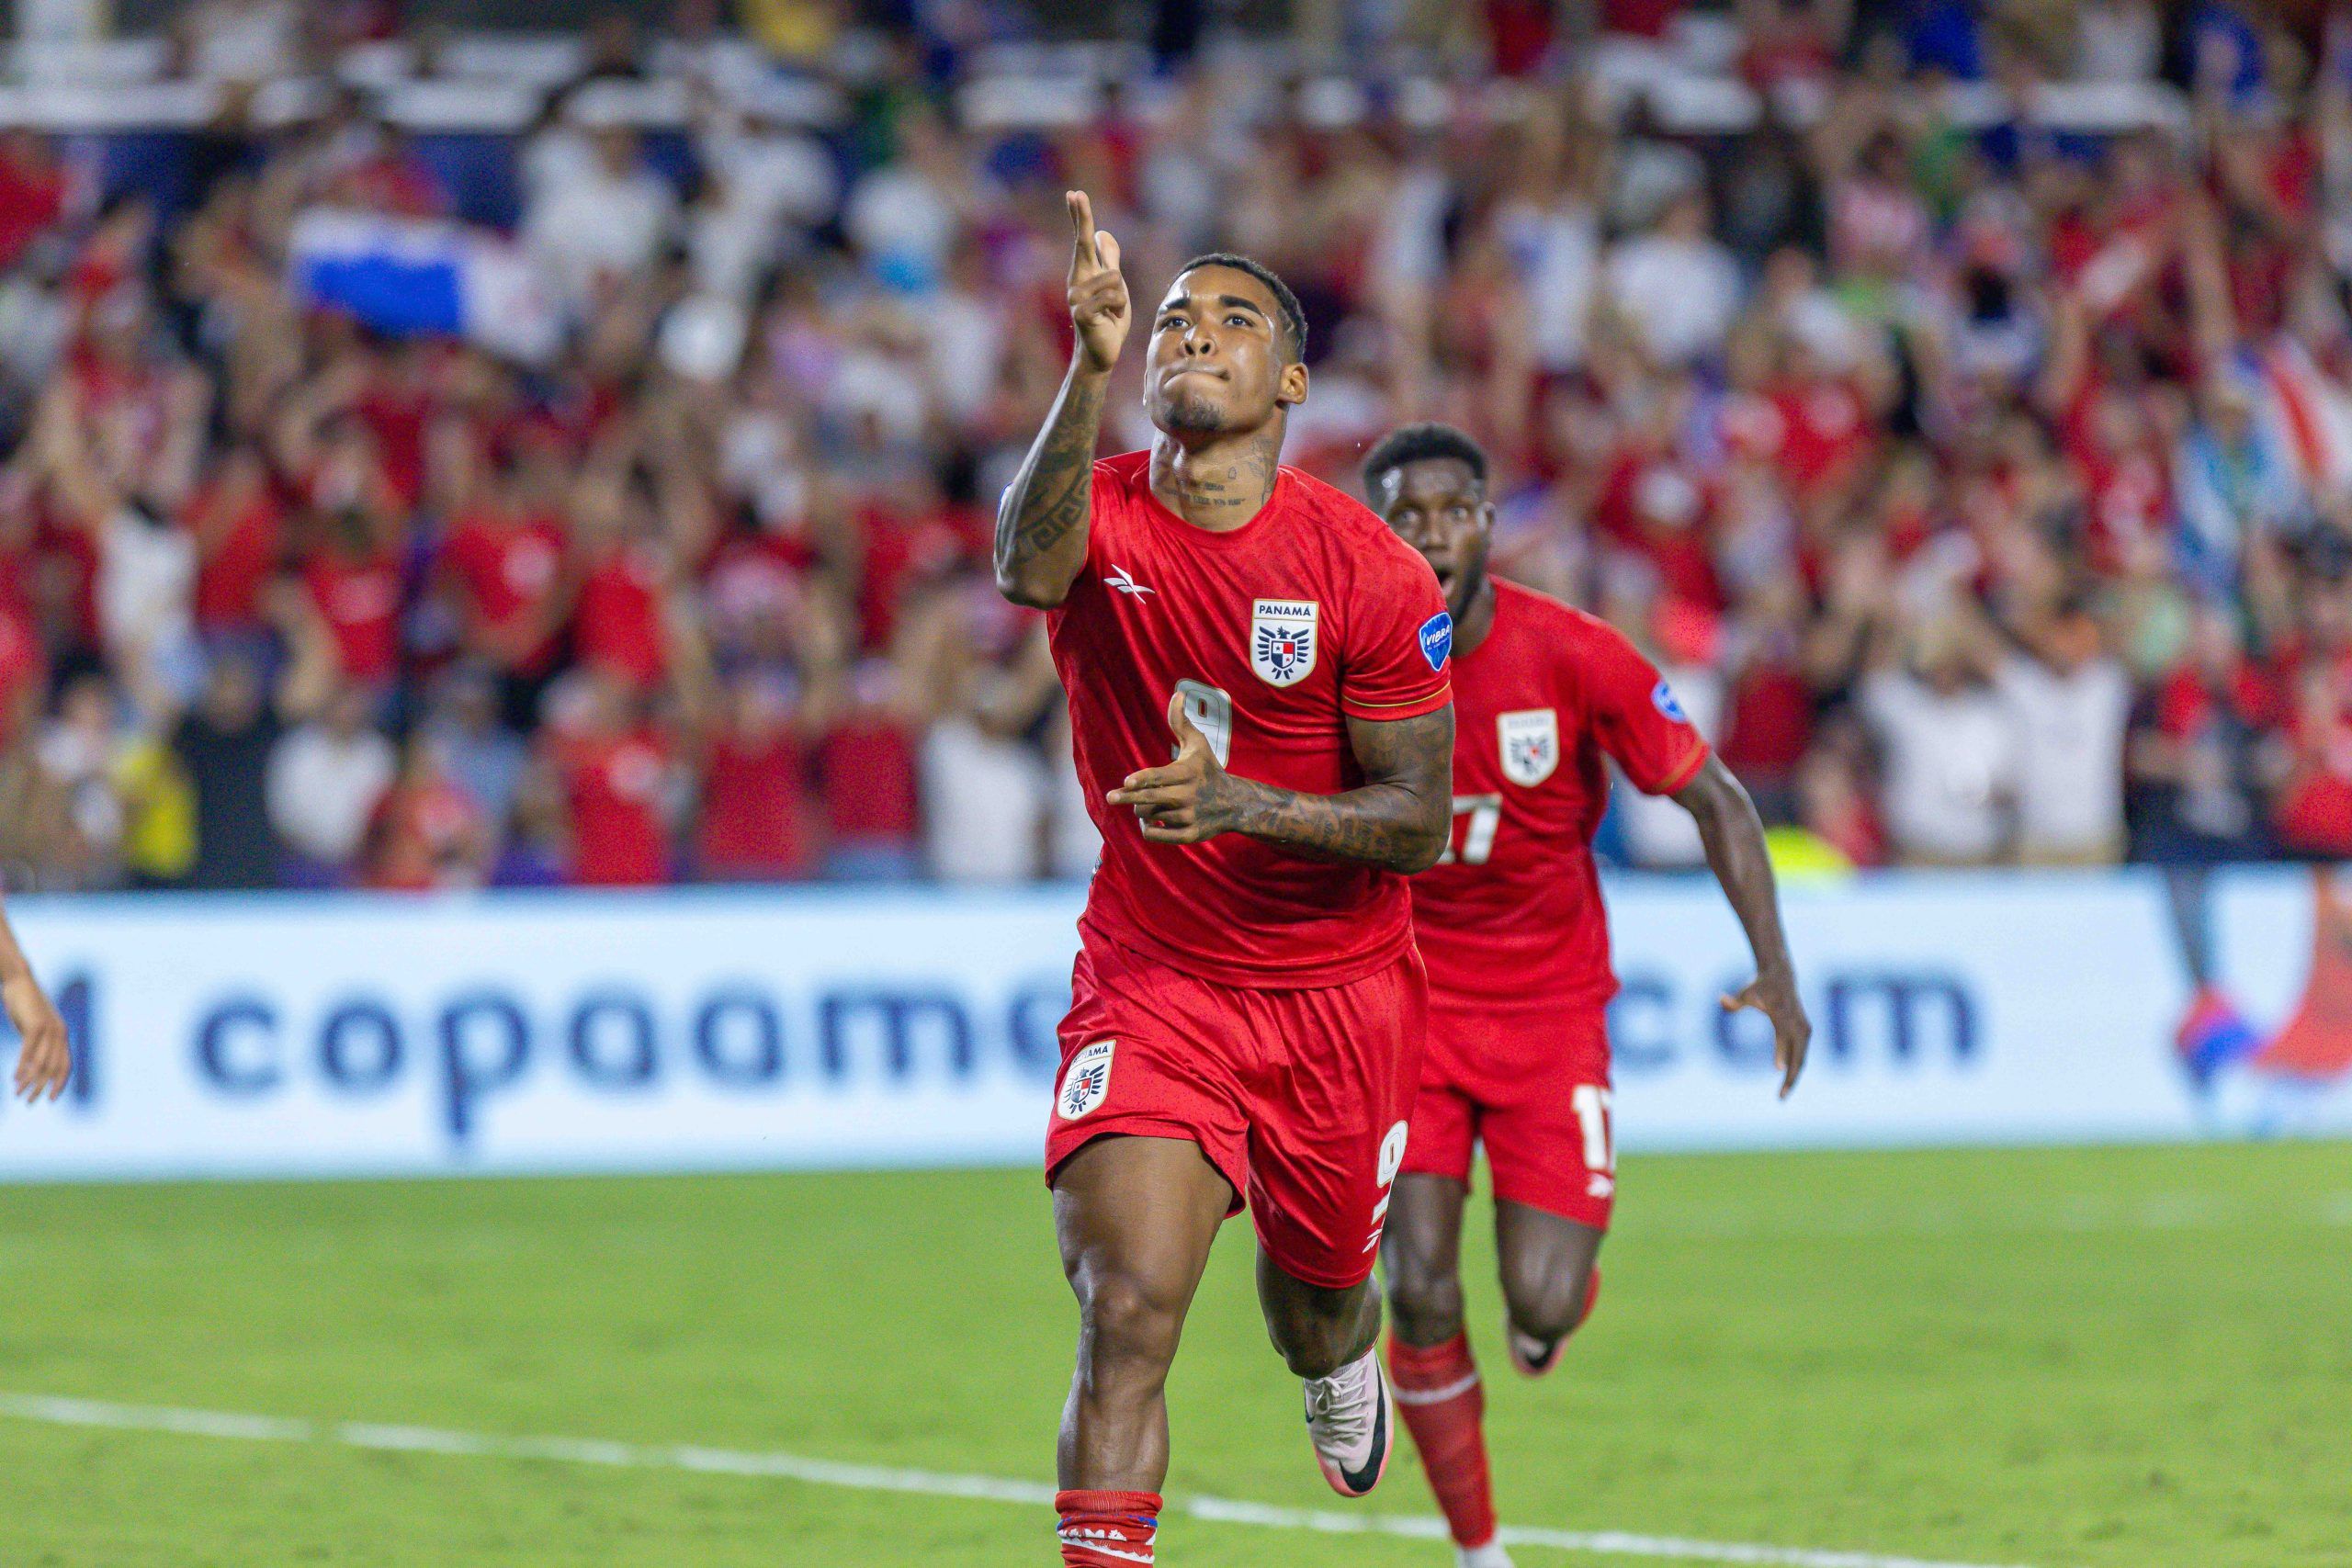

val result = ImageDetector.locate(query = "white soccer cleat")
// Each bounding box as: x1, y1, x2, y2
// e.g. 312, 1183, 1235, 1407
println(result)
1303, 1346, 1394, 1497
1458, 1540, 1516, 1568
1506, 1319, 1565, 1379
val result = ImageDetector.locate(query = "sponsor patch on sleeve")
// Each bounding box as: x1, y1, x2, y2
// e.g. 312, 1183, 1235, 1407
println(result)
1419, 612, 1453, 672
1652, 679, 1689, 723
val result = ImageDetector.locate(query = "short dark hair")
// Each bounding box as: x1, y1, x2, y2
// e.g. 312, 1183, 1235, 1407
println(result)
1362, 423, 1488, 496
1177, 252, 1308, 362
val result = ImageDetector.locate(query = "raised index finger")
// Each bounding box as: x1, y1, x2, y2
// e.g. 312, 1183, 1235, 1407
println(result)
1067, 190, 1098, 267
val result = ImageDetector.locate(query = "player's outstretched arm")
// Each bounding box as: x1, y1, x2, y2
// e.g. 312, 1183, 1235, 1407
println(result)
1108, 695, 1454, 874
0, 892, 70, 1104
1673, 755, 1811, 1098
994, 190, 1129, 609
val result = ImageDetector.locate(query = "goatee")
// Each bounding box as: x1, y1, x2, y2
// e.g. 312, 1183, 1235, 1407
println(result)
1161, 390, 1230, 434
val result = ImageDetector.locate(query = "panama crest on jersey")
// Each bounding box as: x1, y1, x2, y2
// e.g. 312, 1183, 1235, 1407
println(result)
1250, 598, 1319, 686
1498, 708, 1560, 786
1059, 1040, 1115, 1121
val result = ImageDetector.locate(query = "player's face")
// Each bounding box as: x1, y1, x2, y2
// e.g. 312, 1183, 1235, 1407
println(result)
1144, 265, 1308, 438
1376, 457, 1492, 624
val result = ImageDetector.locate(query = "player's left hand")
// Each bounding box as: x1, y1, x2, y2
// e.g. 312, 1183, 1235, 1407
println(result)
1106, 694, 1243, 845
1723, 969, 1810, 1100
5, 972, 71, 1104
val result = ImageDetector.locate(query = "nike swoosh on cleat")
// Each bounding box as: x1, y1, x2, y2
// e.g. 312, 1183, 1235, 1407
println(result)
1333, 1379, 1387, 1495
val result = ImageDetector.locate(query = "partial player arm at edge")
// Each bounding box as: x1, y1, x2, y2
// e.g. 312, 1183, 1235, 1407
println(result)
1672, 754, 1812, 1097
992, 361, 1108, 609
1109, 697, 1455, 874
0, 890, 71, 1103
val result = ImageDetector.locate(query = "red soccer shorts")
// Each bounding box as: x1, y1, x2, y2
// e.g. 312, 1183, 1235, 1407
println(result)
1046, 934, 1428, 1291
1398, 998, 1616, 1230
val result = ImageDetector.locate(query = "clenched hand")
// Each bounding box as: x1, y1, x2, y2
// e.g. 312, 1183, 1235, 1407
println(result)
1107, 694, 1247, 846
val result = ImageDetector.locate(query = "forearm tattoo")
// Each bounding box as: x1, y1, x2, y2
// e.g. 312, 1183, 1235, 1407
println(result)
1228, 706, 1454, 873
995, 367, 1106, 599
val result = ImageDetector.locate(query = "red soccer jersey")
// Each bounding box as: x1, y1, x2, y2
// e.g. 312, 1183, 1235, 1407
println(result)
302, 551, 403, 685
444, 510, 566, 673
555, 728, 673, 886
575, 544, 669, 688
1411, 579, 1709, 1010
1050, 450, 1453, 987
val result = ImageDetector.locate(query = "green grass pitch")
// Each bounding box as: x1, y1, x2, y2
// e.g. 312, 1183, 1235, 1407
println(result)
0, 1141, 2345, 1567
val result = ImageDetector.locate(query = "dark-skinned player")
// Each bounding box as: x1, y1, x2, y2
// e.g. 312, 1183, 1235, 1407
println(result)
1363, 424, 1811, 1568
996, 196, 1458, 1566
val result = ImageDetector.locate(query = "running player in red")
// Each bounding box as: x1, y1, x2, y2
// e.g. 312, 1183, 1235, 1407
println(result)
996, 195, 1457, 1567
1363, 425, 1811, 1567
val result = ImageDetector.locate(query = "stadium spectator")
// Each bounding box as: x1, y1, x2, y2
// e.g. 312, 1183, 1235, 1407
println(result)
174, 650, 288, 890
1995, 600, 2134, 863
523, 126, 680, 321
366, 734, 493, 890
266, 680, 397, 885
1859, 613, 2019, 867
0, 1, 2346, 888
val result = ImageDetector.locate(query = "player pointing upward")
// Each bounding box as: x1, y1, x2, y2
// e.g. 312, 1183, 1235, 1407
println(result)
1365, 424, 1809, 1568
997, 194, 1456, 1566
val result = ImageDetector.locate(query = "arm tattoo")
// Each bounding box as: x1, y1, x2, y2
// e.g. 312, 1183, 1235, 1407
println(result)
995, 365, 1107, 606
1225, 706, 1453, 873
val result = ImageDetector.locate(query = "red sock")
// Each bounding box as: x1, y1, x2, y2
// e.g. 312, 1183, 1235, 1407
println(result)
1386, 1332, 1497, 1550
1056, 1489, 1160, 1565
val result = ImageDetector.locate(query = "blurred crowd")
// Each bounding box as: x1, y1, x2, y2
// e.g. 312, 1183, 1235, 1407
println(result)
2, 0, 2351, 891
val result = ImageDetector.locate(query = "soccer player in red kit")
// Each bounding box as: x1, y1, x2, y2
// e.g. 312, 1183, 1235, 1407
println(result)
996, 194, 1457, 1566
1364, 425, 1812, 1568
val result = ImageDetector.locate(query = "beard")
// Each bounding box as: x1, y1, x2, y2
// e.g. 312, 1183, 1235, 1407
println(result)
1159, 385, 1236, 434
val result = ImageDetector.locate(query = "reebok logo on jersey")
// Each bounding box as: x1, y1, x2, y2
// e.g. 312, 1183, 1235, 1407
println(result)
1103, 566, 1155, 596
1059, 1040, 1116, 1120
1651, 680, 1688, 723
1419, 612, 1453, 671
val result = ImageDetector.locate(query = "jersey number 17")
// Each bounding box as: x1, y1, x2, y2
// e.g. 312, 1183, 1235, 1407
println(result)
1438, 794, 1502, 865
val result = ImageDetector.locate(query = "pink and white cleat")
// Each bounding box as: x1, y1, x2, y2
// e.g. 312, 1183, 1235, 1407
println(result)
1507, 1268, 1601, 1379
1506, 1319, 1566, 1379
1303, 1347, 1394, 1497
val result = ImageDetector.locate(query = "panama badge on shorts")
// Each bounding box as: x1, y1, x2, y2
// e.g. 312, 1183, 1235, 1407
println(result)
1059, 1040, 1116, 1121
1498, 708, 1560, 786
1250, 598, 1318, 687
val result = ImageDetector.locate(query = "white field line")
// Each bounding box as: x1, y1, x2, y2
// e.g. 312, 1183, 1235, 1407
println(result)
0, 1391, 2037, 1568
1630, 1190, 2352, 1242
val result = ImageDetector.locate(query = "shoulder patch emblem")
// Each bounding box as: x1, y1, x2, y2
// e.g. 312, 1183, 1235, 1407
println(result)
1652, 680, 1689, 724
1419, 612, 1453, 672
1250, 599, 1319, 687
1498, 708, 1560, 786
